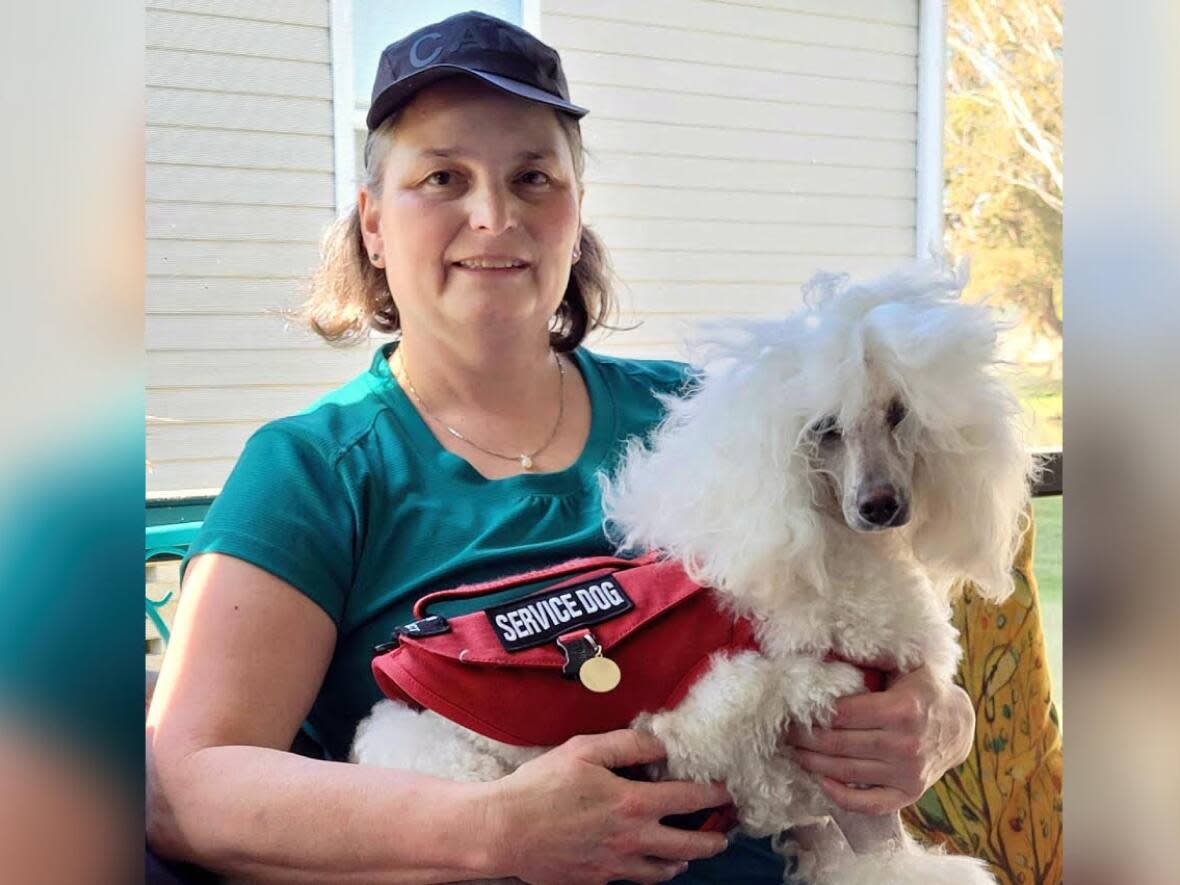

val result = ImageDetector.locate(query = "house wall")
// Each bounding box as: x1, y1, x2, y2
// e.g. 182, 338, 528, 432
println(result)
550, 0, 921, 359
146, 0, 368, 492
146, 0, 921, 493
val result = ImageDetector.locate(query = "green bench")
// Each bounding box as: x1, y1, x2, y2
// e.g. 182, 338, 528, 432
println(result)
145, 495, 212, 644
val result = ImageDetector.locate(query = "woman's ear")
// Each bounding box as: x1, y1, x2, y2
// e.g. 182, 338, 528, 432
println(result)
357, 187, 384, 265
572, 223, 584, 264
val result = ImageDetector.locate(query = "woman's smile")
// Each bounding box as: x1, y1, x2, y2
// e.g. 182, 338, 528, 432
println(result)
451, 254, 533, 277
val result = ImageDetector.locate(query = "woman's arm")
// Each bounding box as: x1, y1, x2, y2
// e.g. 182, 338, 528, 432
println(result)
147, 553, 728, 885
147, 552, 495, 883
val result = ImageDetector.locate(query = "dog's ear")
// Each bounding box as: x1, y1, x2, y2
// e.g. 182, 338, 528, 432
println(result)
910, 417, 1033, 603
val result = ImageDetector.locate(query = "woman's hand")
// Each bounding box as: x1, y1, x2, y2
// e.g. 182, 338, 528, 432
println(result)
784, 662, 975, 816
480, 729, 730, 885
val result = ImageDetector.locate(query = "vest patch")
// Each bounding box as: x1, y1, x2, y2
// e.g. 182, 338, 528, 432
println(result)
485, 576, 634, 652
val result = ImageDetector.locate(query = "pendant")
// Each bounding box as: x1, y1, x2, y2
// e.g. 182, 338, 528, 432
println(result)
578, 655, 622, 693
519, 454, 534, 470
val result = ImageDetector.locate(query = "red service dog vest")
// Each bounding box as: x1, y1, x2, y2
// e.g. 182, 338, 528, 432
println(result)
370, 554, 886, 833
370, 554, 762, 747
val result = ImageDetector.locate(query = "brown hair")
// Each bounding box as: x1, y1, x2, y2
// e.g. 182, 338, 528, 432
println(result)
294, 108, 617, 353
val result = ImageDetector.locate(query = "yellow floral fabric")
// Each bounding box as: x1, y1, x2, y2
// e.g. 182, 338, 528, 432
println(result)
902, 515, 1064, 884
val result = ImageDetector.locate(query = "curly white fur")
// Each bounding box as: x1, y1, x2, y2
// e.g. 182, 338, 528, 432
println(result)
352, 262, 1034, 885
603, 261, 1031, 610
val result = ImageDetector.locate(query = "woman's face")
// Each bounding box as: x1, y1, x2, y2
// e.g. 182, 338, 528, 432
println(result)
360, 78, 583, 347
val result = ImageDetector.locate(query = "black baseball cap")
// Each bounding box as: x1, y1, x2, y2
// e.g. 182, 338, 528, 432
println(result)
366, 11, 588, 132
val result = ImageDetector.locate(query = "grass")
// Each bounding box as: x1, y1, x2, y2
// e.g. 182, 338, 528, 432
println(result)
1019, 378, 1063, 449
1032, 495, 1062, 716
1017, 373, 1062, 716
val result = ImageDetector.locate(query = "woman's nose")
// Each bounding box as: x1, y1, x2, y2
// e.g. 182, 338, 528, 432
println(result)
466, 183, 516, 235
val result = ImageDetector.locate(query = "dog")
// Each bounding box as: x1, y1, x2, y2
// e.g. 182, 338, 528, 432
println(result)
352, 262, 1033, 884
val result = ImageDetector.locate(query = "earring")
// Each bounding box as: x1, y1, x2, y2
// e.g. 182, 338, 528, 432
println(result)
371, 253, 382, 266
571, 246, 581, 264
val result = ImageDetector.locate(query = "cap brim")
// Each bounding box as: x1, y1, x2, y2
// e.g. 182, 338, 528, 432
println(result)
366, 65, 588, 131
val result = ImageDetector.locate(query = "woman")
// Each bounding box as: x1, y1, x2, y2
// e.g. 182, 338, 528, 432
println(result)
146, 12, 975, 884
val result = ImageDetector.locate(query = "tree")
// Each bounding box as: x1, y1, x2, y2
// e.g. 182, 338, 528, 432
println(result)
945, 0, 1063, 374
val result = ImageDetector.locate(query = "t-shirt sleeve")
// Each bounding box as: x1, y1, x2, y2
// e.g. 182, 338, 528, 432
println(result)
180, 426, 359, 626
613, 357, 699, 407
647, 358, 698, 398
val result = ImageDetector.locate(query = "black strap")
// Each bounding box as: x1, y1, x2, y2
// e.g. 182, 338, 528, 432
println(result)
556, 632, 598, 680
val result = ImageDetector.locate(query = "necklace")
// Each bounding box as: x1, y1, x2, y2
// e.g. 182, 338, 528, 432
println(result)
396, 348, 566, 471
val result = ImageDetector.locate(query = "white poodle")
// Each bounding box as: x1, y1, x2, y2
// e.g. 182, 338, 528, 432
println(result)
352, 262, 1034, 884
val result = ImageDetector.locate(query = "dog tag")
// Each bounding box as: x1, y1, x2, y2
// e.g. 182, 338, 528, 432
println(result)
579, 655, 621, 693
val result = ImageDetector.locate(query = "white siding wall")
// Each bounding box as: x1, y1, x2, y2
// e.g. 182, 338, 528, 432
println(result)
544, 0, 920, 359
146, 0, 369, 493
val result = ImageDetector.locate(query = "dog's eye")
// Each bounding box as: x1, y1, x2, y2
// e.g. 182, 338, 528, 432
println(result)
887, 398, 907, 429
811, 416, 842, 442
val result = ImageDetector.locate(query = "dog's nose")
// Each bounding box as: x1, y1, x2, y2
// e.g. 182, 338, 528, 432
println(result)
858, 490, 900, 526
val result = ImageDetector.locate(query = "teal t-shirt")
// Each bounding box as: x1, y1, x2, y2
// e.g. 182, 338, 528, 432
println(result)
181, 340, 793, 883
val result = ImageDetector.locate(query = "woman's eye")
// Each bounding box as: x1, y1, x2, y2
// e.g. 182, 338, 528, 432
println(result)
519, 170, 551, 186
425, 170, 455, 187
